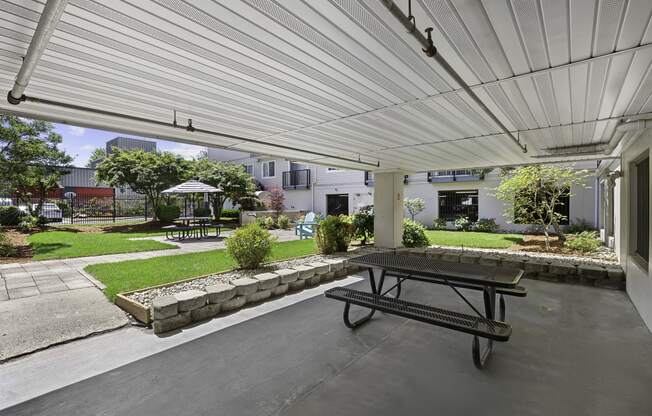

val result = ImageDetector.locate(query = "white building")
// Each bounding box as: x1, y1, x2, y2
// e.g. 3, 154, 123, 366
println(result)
207, 148, 598, 231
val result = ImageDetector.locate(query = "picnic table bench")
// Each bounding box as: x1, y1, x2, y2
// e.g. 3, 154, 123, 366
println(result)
325, 252, 525, 369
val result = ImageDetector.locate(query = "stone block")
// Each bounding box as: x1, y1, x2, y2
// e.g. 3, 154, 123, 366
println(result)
537, 273, 565, 283
174, 290, 207, 312
549, 263, 577, 276
151, 295, 178, 320
247, 289, 271, 303
524, 260, 549, 274
606, 267, 625, 281
460, 253, 480, 264
153, 312, 191, 334
479, 255, 501, 267
205, 283, 236, 304
271, 284, 289, 296
321, 271, 335, 282
289, 279, 306, 291
254, 272, 280, 290
306, 274, 321, 286
408, 248, 428, 257
294, 265, 315, 280
426, 248, 445, 259
323, 259, 344, 271
578, 265, 607, 280
191, 303, 221, 322
440, 252, 461, 263
307, 262, 329, 274
502, 258, 526, 270
231, 278, 259, 296
275, 268, 299, 284
221, 295, 247, 311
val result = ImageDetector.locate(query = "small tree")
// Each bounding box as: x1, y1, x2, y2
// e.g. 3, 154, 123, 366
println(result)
192, 159, 258, 220
404, 197, 425, 220
352, 205, 374, 245
268, 188, 285, 220
494, 165, 589, 250
86, 148, 107, 168
0, 116, 72, 215
96, 149, 190, 221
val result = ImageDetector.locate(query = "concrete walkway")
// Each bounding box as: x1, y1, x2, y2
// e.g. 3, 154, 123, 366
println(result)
0, 229, 299, 301
1, 278, 651, 415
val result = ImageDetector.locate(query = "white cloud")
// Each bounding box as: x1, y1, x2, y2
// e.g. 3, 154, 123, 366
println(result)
80, 144, 97, 151
68, 126, 86, 136
167, 144, 205, 160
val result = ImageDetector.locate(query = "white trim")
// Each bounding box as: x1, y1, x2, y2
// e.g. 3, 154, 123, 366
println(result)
262, 160, 276, 179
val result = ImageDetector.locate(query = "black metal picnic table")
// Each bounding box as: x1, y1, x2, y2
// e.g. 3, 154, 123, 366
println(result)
325, 252, 525, 369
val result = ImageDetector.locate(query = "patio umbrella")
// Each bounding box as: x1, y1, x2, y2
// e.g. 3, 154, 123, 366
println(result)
162, 180, 222, 217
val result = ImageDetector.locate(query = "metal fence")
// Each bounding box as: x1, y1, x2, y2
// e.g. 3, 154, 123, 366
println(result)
0, 195, 152, 224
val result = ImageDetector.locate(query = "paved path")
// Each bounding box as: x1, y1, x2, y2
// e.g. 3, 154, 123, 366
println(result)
0, 229, 299, 301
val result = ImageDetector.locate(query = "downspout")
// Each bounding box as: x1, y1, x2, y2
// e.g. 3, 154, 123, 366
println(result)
7, 0, 68, 104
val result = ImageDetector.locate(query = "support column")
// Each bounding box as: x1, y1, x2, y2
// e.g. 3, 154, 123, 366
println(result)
373, 171, 405, 249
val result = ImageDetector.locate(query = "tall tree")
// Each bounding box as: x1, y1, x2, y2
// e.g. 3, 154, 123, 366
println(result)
95, 149, 190, 221
494, 165, 589, 250
0, 116, 72, 214
86, 147, 107, 168
192, 159, 258, 220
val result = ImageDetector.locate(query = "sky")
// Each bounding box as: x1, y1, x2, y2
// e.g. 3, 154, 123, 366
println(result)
52, 123, 206, 167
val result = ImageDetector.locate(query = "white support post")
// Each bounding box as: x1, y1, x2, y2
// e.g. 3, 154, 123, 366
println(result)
373, 171, 405, 249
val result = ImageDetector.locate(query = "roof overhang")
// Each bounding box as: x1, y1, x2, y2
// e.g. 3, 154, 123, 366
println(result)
2, 0, 652, 171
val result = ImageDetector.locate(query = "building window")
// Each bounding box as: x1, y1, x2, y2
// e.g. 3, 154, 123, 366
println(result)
635, 157, 649, 263
438, 190, 478, 221
262, 161, 275, 178
243, 164, 253, 175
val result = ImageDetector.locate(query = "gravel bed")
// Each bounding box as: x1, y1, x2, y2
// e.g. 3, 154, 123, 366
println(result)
127, 253, 352, 307
430, 245, 618, 266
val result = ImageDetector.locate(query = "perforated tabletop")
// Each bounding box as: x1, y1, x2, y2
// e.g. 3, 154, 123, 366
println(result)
350, 252, 523, 289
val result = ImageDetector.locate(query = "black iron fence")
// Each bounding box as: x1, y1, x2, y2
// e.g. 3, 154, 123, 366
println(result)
0, 195, 151, 224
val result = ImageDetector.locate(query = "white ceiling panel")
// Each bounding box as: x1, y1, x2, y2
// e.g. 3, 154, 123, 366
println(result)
0, 0, 651, 172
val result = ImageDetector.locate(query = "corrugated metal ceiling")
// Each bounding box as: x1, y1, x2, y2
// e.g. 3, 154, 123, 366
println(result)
1, 0, 651, 171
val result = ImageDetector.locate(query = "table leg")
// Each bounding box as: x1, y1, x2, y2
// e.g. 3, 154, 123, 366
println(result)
342, 267, 380, 329
472, 286, 496, 369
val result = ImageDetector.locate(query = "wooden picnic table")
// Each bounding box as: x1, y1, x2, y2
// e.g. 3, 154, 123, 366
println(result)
325, 252, 526, 369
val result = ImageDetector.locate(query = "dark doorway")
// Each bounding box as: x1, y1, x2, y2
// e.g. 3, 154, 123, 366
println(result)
326, 194, 349, 216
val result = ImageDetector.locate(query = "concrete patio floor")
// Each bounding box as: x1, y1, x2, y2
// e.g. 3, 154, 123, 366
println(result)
1, 276, 651, 415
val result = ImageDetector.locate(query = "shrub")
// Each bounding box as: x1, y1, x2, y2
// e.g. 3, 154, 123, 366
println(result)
316, 215, 354, 254
352, 205, 374, 245
226, 223, 274, 269
402, 219, 429, 248
17, 216, 38, 232
474, 218, 499, 233
454, 216, 472, 231
277, 214, 290, 229
221, 209, 240, 218
0, 230, 17, 257
156, 204, 180, 224
433, 217, 447, 230
565, 231, 601, 253
567, 218, 595, 234
193, 206, 211, 217
0, 206, 25, 226
254, 216, 275, 229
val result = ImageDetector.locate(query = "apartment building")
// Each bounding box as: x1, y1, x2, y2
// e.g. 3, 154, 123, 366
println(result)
206, 149, 598, 231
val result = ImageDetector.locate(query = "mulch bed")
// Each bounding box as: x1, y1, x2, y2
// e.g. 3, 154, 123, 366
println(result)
0, 228, 33, 263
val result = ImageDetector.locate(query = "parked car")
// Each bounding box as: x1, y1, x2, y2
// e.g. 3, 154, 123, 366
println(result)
0, 198, 12, 207
17, 203, 64, 222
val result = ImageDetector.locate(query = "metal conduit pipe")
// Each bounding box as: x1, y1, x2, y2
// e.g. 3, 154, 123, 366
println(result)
16, 95, 380, 168
380, 0, 528, 153
7, 0, 68, 104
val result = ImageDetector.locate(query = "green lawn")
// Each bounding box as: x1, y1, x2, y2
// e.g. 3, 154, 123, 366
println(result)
425, 230, 523, 249
28, 230, 176, 260
86, 239, 319, 300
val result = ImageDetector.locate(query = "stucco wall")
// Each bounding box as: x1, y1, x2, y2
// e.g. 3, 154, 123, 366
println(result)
618, 129, 652, 331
